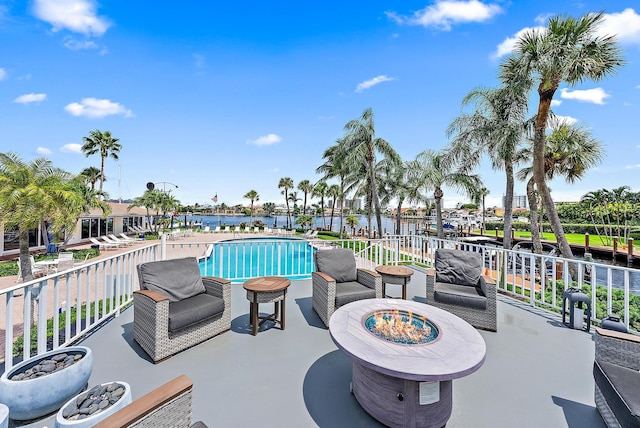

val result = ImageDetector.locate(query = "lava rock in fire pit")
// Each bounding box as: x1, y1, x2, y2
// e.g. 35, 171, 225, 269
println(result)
10, 353, 83, 381
61, 382, 126, 420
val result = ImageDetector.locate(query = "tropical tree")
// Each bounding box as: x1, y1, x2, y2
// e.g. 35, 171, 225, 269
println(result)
342, 108, 400, 237
244, 189, 259, 226
81, 129, 122, 198
278, 177, 294, 228
415, 149, 483, 239
312, 181, 328, 230
447, 85, 532, 249
378, 157, 426, 235
0, 153, 86, 281
295, 214, 314, 230
263, 202, 276, 217
346, 214, 359, 237
129, 190, 164, 233
317, 140, 349, 237
79, 166, 102, 190
517, 122, 604, 254
297, 179, 313, 215
326, 184, 340, 233
288, 191, 301, 215
501, 12, 624, 259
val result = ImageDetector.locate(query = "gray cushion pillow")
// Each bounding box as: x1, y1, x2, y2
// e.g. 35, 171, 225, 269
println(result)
137, 257, 206, 302
435, 249, 482, 287
314, 248, 357, 282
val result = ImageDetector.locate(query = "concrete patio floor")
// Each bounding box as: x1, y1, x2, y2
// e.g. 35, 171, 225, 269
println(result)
12, 268, 605, 428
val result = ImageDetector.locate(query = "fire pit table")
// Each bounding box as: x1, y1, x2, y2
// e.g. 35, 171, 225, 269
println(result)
329, 299, 486, 428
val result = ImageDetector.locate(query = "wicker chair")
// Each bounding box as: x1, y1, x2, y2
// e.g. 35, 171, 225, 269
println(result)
594, 327, 640, 427
134, 257, 231, 363
94, 375, 207, 428
312, 248, 382, 327
426, 248, 497, 332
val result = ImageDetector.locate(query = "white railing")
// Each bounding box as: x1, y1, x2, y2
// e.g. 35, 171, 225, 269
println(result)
2, 234, 638, 370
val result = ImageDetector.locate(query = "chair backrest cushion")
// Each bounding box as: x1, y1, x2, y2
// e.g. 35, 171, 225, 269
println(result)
314, 248, 357, 282
137, 257, 205, 302
435, 249, 482, 287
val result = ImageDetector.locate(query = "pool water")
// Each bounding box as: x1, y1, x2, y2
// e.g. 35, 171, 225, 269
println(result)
199, 237, 316, 281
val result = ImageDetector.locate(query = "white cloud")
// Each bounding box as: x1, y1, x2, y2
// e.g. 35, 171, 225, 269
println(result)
492, 26, 544, 58
599, 9, 640, 44
64, 38, 99, 50
551, 99, 562, 106
248, 133, 282, 146
356, 75, 396, 93
13, 93, 47, 104
624, 164, 640, 169
60, 143, 82, 153
387, 0, 502, 31
560, 87, 609, 105
36, 147, 52, 155
64, 98, 134, 118
551, 115, 578, 127
0, 68, 6, 80
32, 0, 111, 37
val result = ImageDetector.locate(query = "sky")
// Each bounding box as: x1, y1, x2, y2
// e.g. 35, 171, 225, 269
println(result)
1, 0, 639, 210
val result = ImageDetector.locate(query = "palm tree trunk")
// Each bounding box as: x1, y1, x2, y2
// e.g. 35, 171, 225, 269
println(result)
526, 178, 543, 255
535, 86, 574, 261
503, 162, 515, 249
396, 199, 404, 235
435, 188, 444, 239
99, 155, 105, 199
19, 228, 32, 281
329, 200, 335, 231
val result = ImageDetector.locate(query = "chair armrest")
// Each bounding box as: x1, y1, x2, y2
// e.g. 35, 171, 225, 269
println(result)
426, 269, 435, 276
483, 275, 496, 285
313, 271, 334, 283
133, 289, 169, 303
202, 277, 231, 301
94, 375, 193, 428
357, 269, 383, 298
595, 327, 640, 370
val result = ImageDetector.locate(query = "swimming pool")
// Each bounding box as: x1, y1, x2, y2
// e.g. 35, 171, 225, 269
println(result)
199, 237, 316, 281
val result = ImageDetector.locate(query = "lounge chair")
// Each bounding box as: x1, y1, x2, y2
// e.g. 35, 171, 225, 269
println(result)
89, 237, 118, 250
426, 248, 497, 331
94, 375, 208, 428
134, 257, 231, 362
55, 252, 75, 273
119, 232, 144, 242
308, 230, 319, 239
223, 226, 231, 233
213, 226, 221, 233
101, 235, 126, 248
202, 226, 211, 233
109, 234, 135, 246
253, 227, 260, 233
312, 248, 382, 327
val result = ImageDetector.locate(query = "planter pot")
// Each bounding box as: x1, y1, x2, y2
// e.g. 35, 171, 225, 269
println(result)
55, 381, 132, 428
0, 346, 93, 421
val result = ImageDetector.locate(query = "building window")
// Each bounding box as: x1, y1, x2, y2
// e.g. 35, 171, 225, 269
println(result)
81, 219, 90, 239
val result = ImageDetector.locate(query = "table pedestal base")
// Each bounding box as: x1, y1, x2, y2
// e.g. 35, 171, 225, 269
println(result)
352, 361, 452, 428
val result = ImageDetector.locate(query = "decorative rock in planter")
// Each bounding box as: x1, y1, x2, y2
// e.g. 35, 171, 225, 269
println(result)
0, 346, 93, 421
55, 381, 132, 428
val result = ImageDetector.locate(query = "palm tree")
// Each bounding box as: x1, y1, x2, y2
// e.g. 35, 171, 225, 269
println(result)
244, 189, 260, 226
378, 157, 426, 235
312, 181, 328, 230
288, 191, 301, 215
0, 153, 84, 280
447, 85, 532, 249
297, 180, 313, 215
130, 190, 164, 233
79, 166, 102, 190
317, 140, 349, 237
581, 189, 612, 245
501, 12, 624, 259
415, 149, 483, 239
346, 214, 359, 237
326, 184, 340, 232
278, 177, 294, 228
81, 129, 122, 198
517, 122, 604, 254
342, 108, 400, 238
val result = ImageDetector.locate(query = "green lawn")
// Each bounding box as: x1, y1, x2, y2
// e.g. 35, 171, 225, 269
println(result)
478, 230, 607, 246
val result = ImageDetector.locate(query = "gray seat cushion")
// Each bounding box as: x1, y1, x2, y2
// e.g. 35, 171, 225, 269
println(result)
138, 257, 206, 302
335, 281, 376, 307
435, 249, 482, 287
433, 282, 487, 310
594, 360, 640, 428
314, 248, 357, 282
168, 293, 225, 332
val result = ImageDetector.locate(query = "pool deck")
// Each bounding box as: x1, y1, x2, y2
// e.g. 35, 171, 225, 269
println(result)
9, 267, 606, 428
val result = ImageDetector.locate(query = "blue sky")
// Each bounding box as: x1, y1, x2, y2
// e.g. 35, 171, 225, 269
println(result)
1, 1, 639, 209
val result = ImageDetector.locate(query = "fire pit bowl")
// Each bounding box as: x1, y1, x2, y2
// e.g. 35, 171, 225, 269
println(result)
363, 309, 439, 345
0, 346, 93, 421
